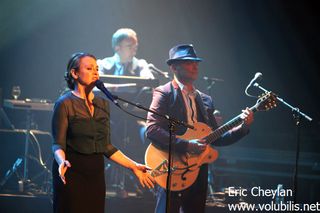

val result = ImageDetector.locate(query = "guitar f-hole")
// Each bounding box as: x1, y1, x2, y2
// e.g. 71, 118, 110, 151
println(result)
181, 168, 191, 181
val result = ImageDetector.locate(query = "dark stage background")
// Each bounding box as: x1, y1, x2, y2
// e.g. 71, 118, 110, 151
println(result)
0, 0, 319, 212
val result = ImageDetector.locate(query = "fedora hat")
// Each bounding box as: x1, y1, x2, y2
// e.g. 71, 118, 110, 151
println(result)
166, 44, 202, 65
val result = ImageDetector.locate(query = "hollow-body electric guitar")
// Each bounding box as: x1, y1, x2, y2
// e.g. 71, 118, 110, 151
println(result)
145, 92, 277, 191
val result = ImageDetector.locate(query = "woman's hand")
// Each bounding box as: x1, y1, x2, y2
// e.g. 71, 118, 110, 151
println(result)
131, 163, 155, 189
108, 150, 155, 188
58, 160, 71, 184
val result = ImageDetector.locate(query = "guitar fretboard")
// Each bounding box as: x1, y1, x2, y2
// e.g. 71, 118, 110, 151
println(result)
205, 105, 257, 144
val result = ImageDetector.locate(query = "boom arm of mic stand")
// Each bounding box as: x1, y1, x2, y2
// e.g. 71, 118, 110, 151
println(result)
253, 83, 313, 122
113, 95, 194, 129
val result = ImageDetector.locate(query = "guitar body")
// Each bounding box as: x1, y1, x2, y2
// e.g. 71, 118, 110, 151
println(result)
145, 92, 277, 191
145, 122, 219, 191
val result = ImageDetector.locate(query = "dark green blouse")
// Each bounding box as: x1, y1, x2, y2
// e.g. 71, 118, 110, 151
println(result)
51, 91, 118, 157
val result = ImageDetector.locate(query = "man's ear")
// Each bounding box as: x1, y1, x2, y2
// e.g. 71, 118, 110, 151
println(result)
114, 45, 120, 52
170, 64, 179, 74
70, 69, 79, 80
169, 65, 175, 74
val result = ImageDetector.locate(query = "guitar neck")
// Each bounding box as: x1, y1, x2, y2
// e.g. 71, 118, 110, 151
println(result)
205, 105, 257, 144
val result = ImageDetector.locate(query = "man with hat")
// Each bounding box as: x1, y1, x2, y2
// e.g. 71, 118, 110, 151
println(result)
145, 44, 254, 212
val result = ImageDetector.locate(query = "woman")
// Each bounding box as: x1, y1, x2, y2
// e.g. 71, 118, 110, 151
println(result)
52, 52, 154, 213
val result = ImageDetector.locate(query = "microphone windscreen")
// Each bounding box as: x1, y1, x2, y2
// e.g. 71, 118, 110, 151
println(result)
95, 80, 104, 88
255, 72, 263, 80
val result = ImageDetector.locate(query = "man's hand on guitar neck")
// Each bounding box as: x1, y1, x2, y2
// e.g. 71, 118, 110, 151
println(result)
241, 107, 254, 127
187, 139, 207, 154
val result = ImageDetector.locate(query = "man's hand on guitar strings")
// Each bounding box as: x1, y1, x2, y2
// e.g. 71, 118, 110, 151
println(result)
187, 139, 206, 154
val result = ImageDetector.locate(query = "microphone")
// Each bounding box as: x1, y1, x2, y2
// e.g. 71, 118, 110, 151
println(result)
95, 80, 120, 107
203, 76, 224, 82
245, 72, 263, 97
148, 64, 170, 78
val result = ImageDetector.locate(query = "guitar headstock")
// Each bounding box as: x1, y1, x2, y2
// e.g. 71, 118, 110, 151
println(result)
255, 92, 277, 111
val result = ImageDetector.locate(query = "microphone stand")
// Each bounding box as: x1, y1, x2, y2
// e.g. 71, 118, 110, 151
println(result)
206, 80, 215, 92
112, 94, 194, 213
148, 64, 171, 79
203, 78, 216, 198
203, 77, 224, 92
253, 83, 312, 203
